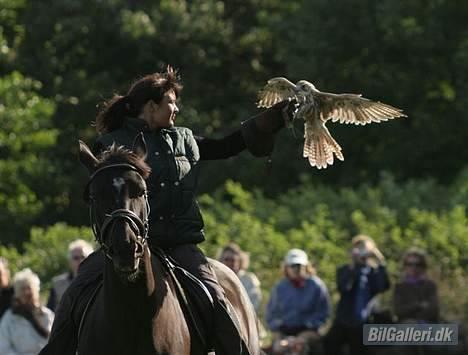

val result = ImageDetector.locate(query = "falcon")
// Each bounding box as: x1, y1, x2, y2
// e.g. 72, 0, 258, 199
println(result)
257, 77, 407, 169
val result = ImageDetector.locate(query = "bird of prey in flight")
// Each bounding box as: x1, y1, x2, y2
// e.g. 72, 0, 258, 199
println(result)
257, 77, 407, 169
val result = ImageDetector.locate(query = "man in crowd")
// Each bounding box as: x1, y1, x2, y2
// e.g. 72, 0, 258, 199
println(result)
47, 239, 93, 311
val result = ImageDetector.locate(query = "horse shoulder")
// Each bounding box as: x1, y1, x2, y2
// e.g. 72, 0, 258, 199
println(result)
153, 275, 191, 355
208, 258, 261, 355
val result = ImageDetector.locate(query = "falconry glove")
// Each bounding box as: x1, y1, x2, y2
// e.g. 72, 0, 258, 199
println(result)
241, 98, 298, 157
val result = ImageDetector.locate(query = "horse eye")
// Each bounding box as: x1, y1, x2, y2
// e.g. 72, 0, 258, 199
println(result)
130, 188, 146, 198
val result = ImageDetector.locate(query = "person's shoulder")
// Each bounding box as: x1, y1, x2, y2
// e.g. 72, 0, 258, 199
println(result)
2, 308, 13, 318
97, 127, 129, 145
40, 306, 54, 316
239, 270, 257, 279
0, 308, 14, 324
309, 275, 328, 290
337, 264, 351, 272
39, 306, 55, 321
174, 126, 191, 132
275, 278, 291, 290
52, 272, 71, 284
96, 122, 143, 151
240, 271, 260, 285
173, 126, 194, 137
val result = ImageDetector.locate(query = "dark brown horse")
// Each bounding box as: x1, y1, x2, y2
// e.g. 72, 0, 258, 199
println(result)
76, 137, 260, 355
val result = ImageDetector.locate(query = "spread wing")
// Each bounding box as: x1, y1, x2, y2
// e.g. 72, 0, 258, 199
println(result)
257, 77, 297, 108
314, 91, 407, 125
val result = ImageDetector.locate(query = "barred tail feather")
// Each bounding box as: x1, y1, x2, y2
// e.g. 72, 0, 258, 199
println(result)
303, 125, 344, 169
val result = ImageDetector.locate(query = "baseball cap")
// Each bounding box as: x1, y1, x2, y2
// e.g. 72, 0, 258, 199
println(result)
284, 249, 308, 266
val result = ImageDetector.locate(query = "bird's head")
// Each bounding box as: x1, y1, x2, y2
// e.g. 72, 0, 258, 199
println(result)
295, 80, 316, 95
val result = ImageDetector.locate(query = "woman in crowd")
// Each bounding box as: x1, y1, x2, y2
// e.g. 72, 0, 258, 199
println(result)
0, 268, 54, 355
394, 247, 439, 323
266, 248, 330, 355
219, 243, 262, 312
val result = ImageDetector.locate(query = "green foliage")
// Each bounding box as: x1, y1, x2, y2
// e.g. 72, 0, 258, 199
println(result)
0, 0, 467, 326
198, 174, 468, 320
0, 72, 58, 245
1, 172, 466, 321
269, 0, 468, 185
0, 0, 26, 70
0, 0, 467, 238
0, 223, 95, 289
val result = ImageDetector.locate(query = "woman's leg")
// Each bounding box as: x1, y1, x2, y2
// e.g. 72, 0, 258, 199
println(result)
166, 244, 251, 355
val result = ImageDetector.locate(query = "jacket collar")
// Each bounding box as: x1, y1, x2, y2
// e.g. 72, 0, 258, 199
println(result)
124, 116, 151, 132
124, 117, 177, 135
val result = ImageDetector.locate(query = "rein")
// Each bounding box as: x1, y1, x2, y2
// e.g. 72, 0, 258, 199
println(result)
84, 163, 150, 260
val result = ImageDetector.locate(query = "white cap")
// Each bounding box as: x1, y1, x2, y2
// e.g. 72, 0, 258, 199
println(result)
284, 249, 308, 266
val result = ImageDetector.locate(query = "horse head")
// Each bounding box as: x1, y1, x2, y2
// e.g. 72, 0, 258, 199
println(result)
79, 134, 151, 282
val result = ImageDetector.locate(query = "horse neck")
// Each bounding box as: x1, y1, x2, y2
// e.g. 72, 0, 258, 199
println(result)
102, 247, 160, 318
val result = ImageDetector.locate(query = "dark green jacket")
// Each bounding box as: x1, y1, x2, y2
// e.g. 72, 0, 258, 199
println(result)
96, 117, 204, 248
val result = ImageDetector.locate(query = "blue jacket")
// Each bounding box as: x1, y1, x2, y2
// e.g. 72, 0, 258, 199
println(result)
334, 264, 390, 326
266, 276, 330, 332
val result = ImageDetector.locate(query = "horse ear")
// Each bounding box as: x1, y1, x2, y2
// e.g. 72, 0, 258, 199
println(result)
132, 133, 147, 159
79, 140, 99, 173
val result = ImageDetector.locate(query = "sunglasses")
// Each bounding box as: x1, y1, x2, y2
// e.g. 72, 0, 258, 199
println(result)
287, 264, 304, 269
404, 261, 422, 267
71, 255, 85, 261
222, 257, 238, 263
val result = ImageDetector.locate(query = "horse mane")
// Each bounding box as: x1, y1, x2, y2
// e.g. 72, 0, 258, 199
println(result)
97, 144, 151, 179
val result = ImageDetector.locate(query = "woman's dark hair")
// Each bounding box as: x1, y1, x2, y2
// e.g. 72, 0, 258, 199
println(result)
95, 66, 182, 134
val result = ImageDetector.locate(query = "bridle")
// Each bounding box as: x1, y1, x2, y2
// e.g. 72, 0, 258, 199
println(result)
84, 163, 150, 260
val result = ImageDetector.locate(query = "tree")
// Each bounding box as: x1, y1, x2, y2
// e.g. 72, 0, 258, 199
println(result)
0, 72, 57, 245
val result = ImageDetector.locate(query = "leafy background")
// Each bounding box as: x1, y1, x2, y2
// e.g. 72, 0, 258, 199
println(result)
1, 0, 467, 330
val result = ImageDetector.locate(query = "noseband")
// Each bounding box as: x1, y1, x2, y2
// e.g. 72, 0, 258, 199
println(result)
84, 163, 150, 260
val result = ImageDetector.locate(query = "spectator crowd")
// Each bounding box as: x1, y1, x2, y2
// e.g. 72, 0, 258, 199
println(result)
0, 234, 455, 355
0, 240, 93, 355
219, 236, 446, 355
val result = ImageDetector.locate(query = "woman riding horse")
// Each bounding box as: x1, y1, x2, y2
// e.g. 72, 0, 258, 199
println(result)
43, 66, 296, 355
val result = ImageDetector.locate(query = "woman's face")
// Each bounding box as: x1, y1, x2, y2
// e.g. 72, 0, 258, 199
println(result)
285, 264, 307, 280
17, 284, 40, 307
404, 255, 424, 278
144, 90, 179, 129
221, 251, 241, 274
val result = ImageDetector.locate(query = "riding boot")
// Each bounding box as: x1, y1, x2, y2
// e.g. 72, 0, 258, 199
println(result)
213, 299, 252, 355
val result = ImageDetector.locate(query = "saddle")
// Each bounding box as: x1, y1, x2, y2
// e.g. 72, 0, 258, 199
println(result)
152, 248, 215, 351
